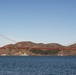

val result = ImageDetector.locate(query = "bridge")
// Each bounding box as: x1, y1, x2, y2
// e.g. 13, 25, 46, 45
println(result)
0, 34, 17, 43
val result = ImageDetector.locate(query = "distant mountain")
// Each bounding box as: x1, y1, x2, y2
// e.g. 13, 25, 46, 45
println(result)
0, 41, 76, 56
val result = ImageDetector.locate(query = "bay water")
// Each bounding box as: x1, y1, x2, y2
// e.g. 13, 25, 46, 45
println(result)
0, 56, 76, 75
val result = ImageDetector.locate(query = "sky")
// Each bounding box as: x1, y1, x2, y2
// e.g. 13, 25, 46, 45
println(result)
0, 0, 76, 46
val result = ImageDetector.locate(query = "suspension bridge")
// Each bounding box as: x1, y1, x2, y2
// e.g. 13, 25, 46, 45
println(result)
0, 34, 17, 43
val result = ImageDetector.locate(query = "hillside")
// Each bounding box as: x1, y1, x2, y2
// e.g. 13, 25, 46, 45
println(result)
0, 41, 76, 56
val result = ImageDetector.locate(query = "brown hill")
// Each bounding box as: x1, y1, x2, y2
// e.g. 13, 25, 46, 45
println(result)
15, 42, 63, 48
45, 43, 64, 48
0, 41, 76, 56
67, 43, 76, 48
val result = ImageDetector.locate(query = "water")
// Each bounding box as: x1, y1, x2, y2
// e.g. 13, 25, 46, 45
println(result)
0, 56, 76, 75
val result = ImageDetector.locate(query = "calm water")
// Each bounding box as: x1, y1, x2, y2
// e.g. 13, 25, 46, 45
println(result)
0, 56, 76, 75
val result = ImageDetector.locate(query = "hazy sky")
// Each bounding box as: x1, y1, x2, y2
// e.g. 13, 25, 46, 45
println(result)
0, 0, 76, 46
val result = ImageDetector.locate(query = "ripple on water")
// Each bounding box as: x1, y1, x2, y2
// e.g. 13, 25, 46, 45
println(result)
0, 56, 76, 75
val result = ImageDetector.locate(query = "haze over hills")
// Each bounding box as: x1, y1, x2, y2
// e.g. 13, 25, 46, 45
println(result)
0, 41, 76, 56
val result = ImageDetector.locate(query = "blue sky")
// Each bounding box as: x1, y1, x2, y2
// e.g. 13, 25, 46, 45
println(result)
0, 0, 76, 46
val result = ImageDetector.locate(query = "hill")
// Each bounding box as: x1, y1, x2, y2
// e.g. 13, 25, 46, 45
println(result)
0, 41, 76, 56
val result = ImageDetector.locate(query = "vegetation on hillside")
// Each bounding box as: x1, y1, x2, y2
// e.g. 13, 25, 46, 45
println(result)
30, 49, 60, 55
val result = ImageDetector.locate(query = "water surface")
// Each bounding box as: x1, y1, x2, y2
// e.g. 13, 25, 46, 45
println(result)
0, 56, 76, 75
